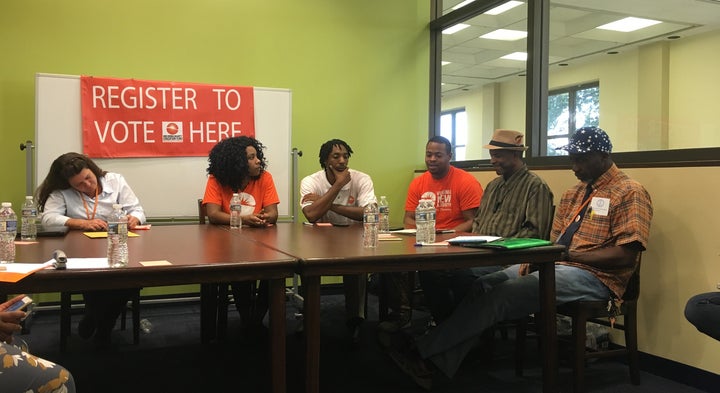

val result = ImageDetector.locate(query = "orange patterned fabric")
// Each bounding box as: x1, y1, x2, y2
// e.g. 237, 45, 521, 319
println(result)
552, 164, 653, 298
0, 341, 75, 392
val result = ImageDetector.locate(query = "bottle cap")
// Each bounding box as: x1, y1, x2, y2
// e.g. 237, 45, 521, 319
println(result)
25, 196, 33, 200
1, 202, 11, 207
113, 203, 122, 209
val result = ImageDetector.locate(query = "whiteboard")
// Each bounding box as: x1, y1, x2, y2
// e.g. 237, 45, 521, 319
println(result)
35, 73, 292, 219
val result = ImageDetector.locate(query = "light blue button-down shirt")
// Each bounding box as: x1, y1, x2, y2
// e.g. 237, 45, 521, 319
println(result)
41, 172, 146, 226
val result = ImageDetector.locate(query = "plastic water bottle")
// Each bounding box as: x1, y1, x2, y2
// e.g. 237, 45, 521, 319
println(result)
426, 199, 436, 244
363, 201, 379, 248
140, 318, 153, 334
230, 193, 242, 229
0, 202, 17, 263
107, 204, 129, 268
378, 195, 390, 233
415, 199, 429, 244
21, 196, 38, 241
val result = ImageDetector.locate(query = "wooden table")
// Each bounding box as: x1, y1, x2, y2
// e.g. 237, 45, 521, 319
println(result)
241, 222, 564, 393
3, 224, 296, 393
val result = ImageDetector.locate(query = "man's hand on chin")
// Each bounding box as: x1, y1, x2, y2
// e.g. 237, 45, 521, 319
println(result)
333, 166, 352, 186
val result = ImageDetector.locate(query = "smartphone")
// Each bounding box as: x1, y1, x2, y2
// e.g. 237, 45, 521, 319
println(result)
6, 295, 33, 312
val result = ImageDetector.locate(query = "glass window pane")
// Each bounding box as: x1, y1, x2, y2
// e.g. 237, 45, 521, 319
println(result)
547, 137, 568, 157
548, 92, 569, 136
440, 113, 453, 140
454, 146, 466, 161
575, 86, 599, 129
455, 111, 468, 145
440, 3, 527, 160
435, 1, 720, 163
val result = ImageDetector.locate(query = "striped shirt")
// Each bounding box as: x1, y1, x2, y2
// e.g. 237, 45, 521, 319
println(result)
472, 165, 554, 240
554, 164, 653, 298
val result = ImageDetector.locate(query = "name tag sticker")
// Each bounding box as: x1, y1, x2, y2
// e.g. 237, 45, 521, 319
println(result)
590, 197, 610, 216
140, 260, 172, 266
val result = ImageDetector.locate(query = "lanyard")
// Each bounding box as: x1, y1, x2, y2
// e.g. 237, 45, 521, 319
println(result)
79, 187, 99, 220
559, 188, 595, 238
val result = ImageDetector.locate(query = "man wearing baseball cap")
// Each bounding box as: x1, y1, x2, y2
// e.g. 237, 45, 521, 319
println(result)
418, 129, 555, 324
387, 127, 653, 389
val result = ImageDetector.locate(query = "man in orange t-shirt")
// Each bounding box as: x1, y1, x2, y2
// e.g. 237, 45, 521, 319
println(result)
379, 136, 483, 333
403, 136, 483, 232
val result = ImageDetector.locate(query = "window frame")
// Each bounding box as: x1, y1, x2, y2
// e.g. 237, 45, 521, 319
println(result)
429, 0, 720, 170
544, 81, 599, 156
440, 107, 467, 161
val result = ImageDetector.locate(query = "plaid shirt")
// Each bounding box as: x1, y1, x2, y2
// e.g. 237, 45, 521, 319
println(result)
552, 164, 653, 298
472, 165, 554, 240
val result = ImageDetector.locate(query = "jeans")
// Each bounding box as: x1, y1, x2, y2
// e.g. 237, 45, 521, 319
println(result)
684, 292, 720, 341
417, 264, 611, 378
418, 265, 504, 323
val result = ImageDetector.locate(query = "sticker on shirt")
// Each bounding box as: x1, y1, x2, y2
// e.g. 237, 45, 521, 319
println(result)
239, 193, 257, 215
589, 197, 610, 216
420, 192, 438, 208
334, 192, 355, 206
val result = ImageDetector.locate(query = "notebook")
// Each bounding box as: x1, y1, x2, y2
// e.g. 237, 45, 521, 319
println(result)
36, 225, 69, 237
460, 237, 553, 250
446, 235, 502, 246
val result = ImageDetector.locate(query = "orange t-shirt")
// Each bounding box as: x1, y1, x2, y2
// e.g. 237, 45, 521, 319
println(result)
405, 166, 483, 230
202, 171, 280, 215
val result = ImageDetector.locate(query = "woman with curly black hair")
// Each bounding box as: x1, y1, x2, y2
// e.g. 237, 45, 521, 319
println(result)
202, 136, 279, 329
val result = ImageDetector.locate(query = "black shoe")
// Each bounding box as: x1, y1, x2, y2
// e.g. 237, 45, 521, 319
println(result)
346, 317, 364, 346
387, 346, 435, 391
378, 309, 412, 333
423, 317, 438, 335
77, 316, 96, 339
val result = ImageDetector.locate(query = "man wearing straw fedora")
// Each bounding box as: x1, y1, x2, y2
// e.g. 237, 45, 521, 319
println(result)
417, 129, 555, 325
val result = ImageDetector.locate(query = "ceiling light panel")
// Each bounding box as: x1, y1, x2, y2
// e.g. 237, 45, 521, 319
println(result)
480, 29, 528, 40
597, 17, 662, 32
501, 51, 528, 61
451, 0, 476, 11
484, 1, 524, 15
443, 23, 470, 35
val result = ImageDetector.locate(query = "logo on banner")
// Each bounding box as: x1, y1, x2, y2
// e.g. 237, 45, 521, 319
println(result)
162, 122, 183, 143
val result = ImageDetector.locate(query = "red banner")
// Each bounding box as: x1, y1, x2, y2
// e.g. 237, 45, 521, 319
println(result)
81, 76, 255, 157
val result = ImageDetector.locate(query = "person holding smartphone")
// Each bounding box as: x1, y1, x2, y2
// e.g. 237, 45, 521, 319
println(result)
0, 295, 76, 393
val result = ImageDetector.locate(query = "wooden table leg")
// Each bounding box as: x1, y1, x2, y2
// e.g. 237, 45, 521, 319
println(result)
538, 263, 558, 392
269, 278, 286, 393
200, 283, 218, 344
304, 275, 321, 393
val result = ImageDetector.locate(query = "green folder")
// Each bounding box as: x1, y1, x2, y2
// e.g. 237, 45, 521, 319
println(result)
465, 237, 553, 250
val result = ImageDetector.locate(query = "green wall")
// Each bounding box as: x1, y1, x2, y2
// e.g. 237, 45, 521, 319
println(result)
0, 0, 430, 227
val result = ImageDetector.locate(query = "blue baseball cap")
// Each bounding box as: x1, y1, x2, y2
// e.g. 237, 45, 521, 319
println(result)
558, 126, 612, 154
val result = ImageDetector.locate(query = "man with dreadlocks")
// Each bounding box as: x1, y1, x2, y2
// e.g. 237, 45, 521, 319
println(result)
300, 138, 377, 344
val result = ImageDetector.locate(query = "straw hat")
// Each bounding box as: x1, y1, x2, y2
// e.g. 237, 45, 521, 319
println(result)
483, 129, 528, 151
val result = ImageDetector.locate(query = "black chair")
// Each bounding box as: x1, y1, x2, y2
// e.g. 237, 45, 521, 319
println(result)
198, 199, 228, 339
198, 198, 254, 340
60, 290, 141, 352
516, 255, 642, 392
199, 198, 305, 339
